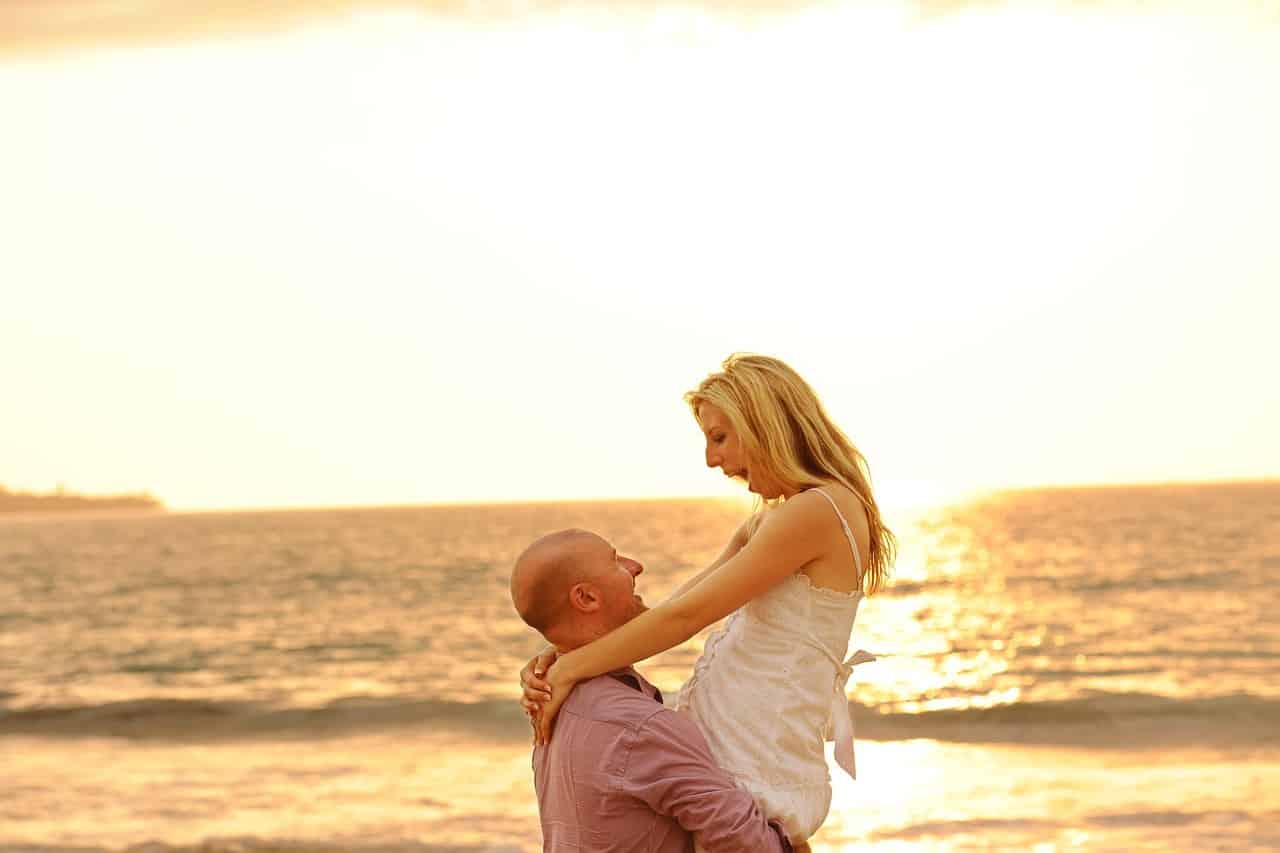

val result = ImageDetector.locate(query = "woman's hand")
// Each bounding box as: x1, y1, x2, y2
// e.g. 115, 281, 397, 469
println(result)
533, 657, 580, 745
519, 646, 558, 726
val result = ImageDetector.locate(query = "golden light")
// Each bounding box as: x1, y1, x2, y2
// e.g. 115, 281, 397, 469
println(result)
2, 1, 1277, 509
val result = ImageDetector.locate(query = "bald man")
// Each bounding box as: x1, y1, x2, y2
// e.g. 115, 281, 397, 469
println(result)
510, 529, 793, 853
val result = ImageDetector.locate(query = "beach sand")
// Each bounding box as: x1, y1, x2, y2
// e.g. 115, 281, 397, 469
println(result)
4, 725, 1278, 852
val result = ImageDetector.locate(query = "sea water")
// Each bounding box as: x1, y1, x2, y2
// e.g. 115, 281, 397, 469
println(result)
3, 484, 1278, 851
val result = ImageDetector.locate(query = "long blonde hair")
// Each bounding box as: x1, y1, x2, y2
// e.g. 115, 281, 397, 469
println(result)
685, 353, 896, 594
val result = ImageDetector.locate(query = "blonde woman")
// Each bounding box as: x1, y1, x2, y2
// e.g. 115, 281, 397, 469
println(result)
520, 353, 895, 847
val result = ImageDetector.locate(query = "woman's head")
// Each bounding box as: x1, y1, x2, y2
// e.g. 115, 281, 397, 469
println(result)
686, 353, 896, 594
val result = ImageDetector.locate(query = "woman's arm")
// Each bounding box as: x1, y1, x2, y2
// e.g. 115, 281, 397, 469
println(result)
519, 644, 558, 717
534, 492, 832, 743
662, 515, 757, 604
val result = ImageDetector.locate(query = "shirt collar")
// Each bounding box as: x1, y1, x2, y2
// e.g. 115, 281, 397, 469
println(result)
606, 667, 664, 705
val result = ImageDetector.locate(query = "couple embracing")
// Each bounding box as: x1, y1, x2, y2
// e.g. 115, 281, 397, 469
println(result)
509, 353, 896, 852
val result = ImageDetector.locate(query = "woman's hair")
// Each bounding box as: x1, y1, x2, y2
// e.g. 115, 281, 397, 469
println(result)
685, 353, 896, 594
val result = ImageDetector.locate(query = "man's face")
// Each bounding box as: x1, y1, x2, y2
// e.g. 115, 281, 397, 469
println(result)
581, 535, 648, 631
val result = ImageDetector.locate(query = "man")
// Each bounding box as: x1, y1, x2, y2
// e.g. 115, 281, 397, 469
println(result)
510, 529, 796, 853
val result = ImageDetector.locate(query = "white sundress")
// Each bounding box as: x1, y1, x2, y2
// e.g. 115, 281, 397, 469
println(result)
676, 488, 874, 844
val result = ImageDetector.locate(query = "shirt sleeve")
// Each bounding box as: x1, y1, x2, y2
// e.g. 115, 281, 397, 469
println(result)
622, 708, 793, 853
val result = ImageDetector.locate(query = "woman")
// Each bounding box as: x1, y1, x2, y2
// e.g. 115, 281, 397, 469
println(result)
521, 353, 895, 845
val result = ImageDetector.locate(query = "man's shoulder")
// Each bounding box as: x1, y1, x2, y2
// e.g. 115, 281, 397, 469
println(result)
566, 672, 668, 729
548, 675, 715, 785
540, 675, 674, 778
567, 676, 712, 757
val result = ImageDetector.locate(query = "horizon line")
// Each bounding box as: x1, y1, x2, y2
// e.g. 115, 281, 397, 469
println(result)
160, 474, 1280, 516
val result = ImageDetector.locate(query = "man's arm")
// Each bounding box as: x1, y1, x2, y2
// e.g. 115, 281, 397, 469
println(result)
622, 707, 793, 853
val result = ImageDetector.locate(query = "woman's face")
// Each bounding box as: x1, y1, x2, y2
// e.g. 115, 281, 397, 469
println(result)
697, 402, 774, 497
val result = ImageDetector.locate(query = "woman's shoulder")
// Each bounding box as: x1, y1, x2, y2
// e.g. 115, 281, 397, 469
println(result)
773, 484, 870, 558
803, 481, 868, 527
758, 487, 842, 534
785, 481, 851, 513
749, 484, 862, 549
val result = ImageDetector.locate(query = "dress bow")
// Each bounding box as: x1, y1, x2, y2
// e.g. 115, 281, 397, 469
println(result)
829, 649, 876, 780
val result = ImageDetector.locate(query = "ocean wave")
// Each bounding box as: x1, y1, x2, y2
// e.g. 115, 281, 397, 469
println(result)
882, 570, 1260, 596
857, 692, 1280, 747
869, 808, 1278, 842
1041, 572, 1239, 594
4, 691, 1279, 748
0, 696, 525, 741
1077, 648, 1280, 661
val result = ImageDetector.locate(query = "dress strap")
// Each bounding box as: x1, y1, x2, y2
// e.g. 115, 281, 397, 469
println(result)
809, 488, 864, 577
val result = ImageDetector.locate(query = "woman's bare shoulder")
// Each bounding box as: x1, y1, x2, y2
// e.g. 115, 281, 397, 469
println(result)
759, 490, 838, 535
810, 481, 870, 531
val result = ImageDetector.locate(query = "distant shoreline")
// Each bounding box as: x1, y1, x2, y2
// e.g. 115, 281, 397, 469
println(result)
0, 485, 163, 514
157, 477, 1279, 516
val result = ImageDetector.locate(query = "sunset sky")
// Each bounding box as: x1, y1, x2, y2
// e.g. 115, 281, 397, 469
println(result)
3, 0, 1278, 511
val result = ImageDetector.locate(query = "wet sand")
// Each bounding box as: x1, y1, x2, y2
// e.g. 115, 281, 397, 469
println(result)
4, 728, 1278, 852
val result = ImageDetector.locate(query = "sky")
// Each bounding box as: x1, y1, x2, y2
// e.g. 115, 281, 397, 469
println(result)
2, 1, 1278, 511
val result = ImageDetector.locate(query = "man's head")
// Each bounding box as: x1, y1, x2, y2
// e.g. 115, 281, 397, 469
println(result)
510, 529, 647, 651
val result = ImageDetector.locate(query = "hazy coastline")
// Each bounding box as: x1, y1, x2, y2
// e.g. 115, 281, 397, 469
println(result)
0, 484, 162, 514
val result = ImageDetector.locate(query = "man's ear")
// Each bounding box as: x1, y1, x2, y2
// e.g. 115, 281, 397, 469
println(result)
568, 581, 602, 613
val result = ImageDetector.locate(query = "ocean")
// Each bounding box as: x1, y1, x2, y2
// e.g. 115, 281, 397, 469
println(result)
2, 483, 1278, 851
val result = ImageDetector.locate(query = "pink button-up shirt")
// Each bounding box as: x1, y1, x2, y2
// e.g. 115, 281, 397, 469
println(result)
532, 667, 792, 853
